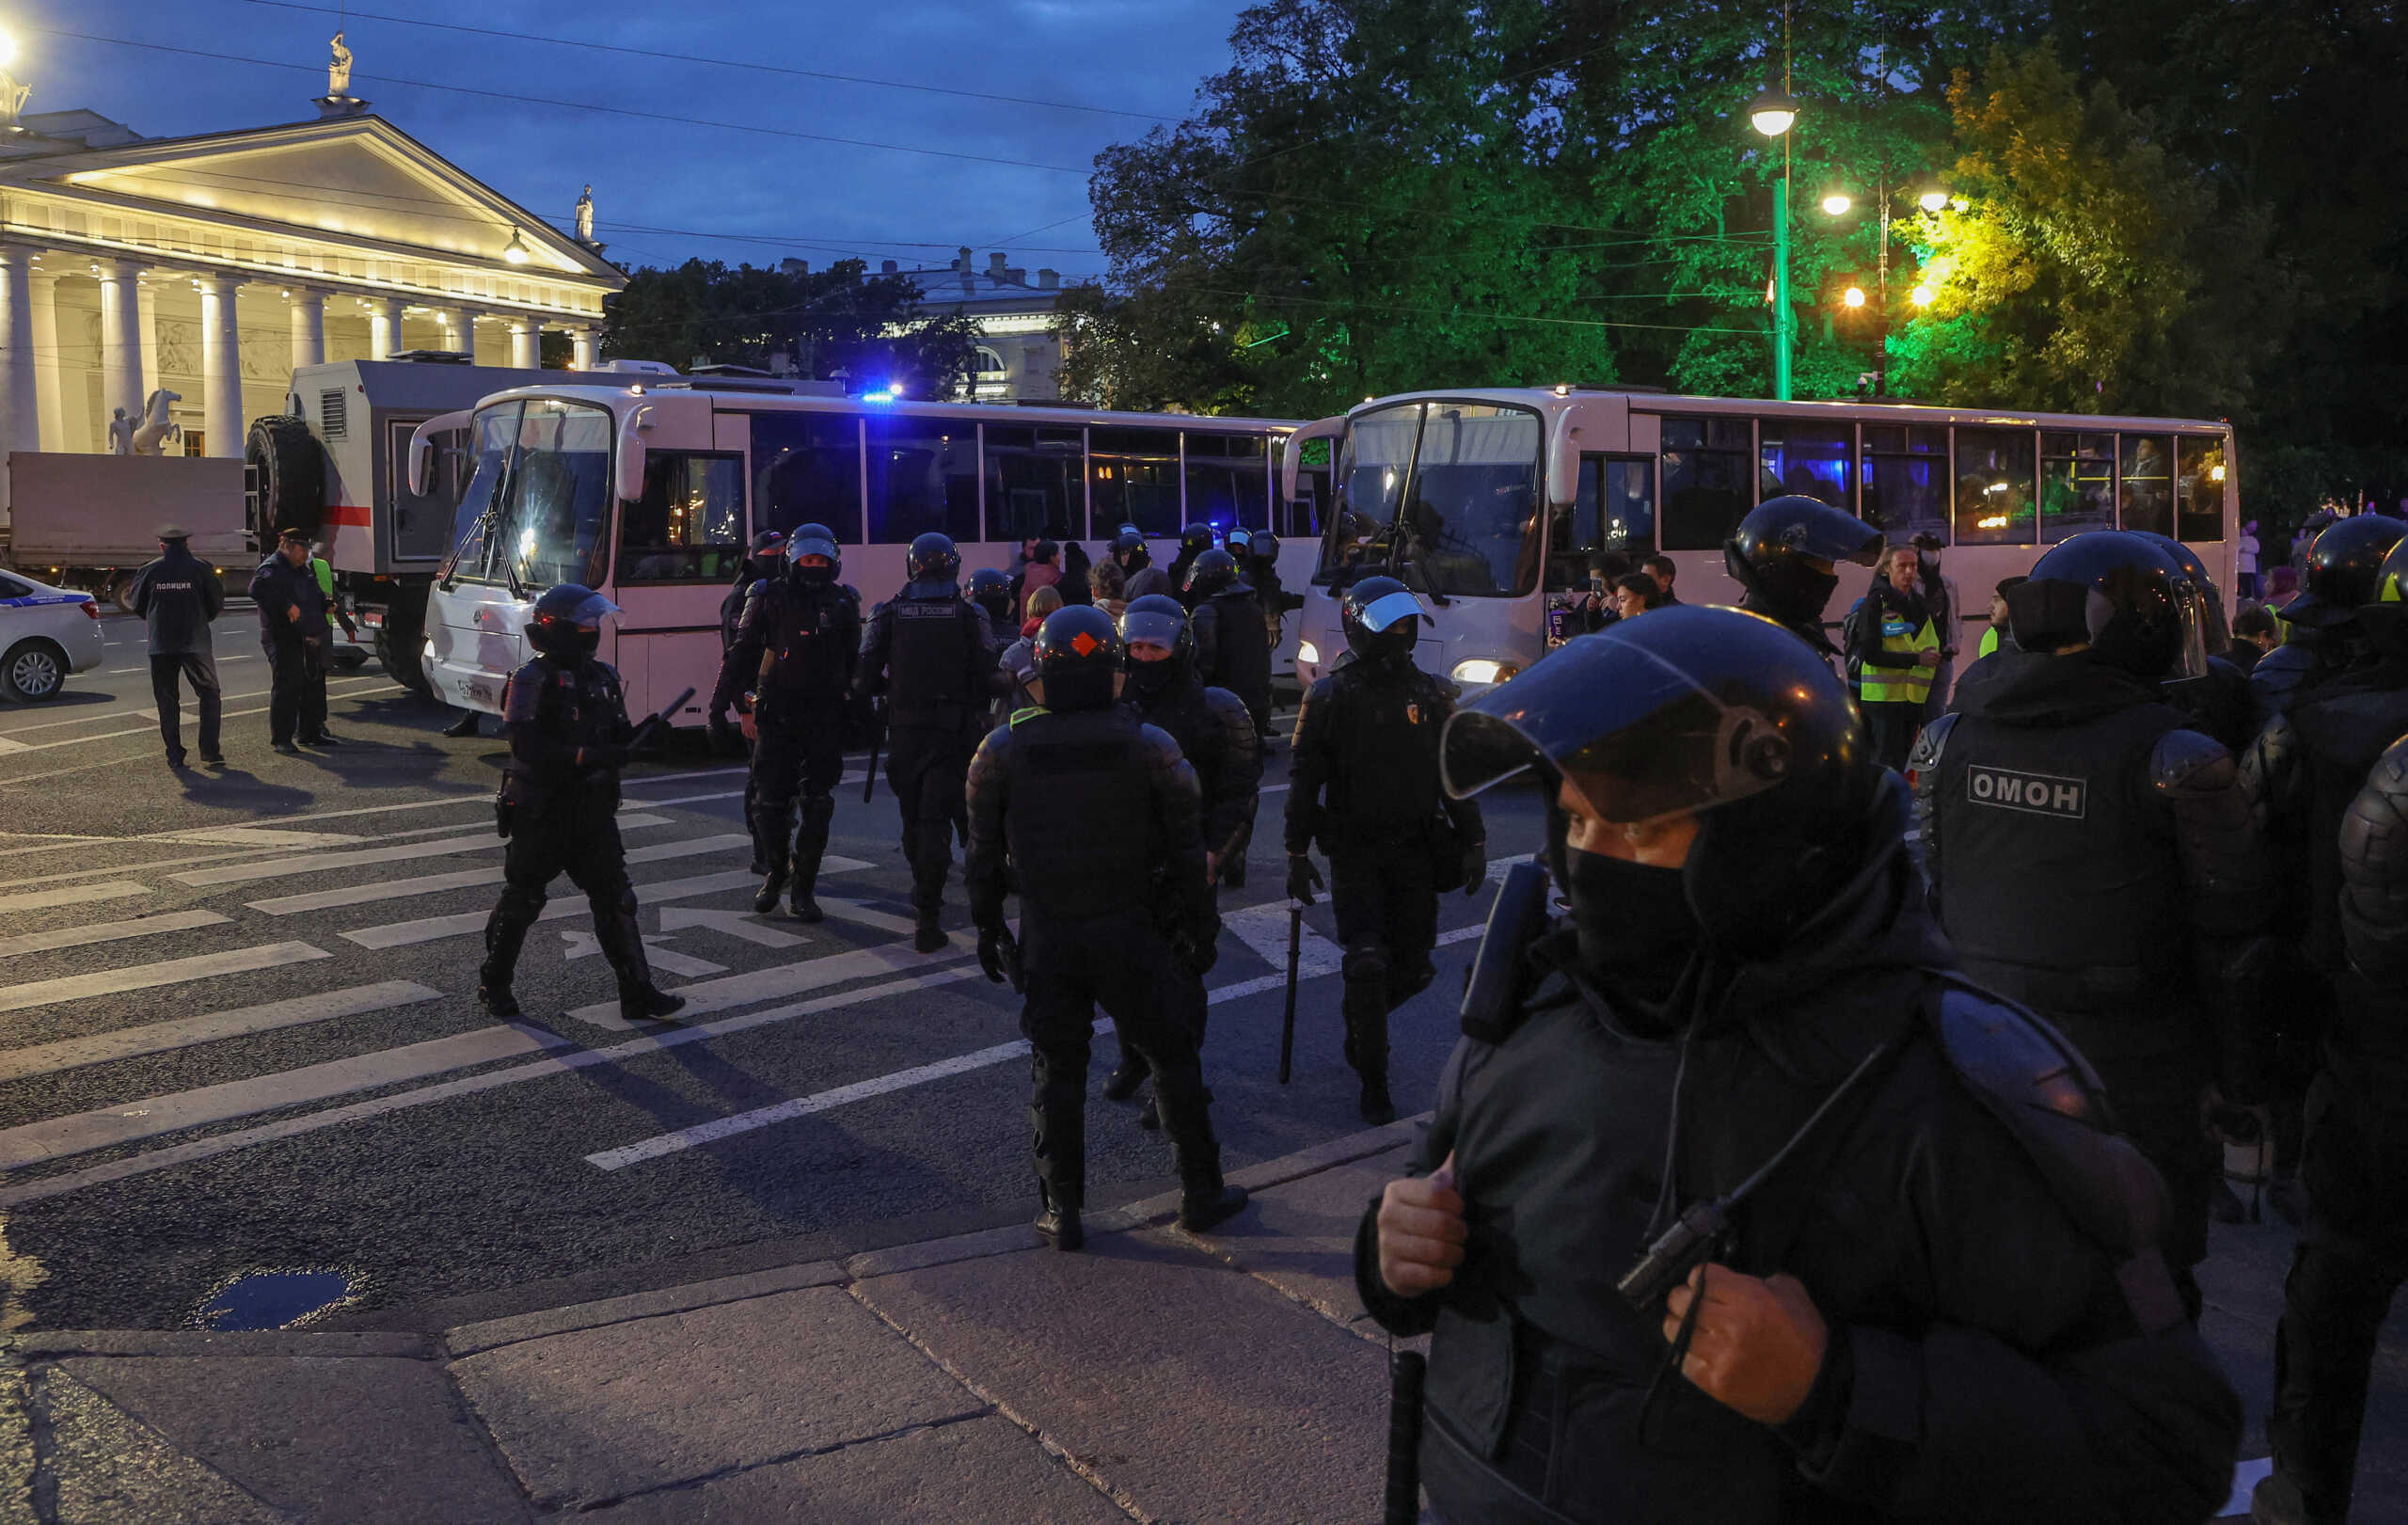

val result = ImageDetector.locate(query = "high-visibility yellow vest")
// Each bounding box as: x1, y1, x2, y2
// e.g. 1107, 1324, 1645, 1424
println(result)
1860, 604, 1939, 705
310, 556, 335, 600
1977, 625, 2000, 659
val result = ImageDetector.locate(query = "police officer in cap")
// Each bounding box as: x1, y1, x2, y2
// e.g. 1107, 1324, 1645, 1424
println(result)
1912, 531, 2273, 1318
965, 604, 1248, 1251
1101, 594, 1262, 1121
2251, 515, 2407, 730
1186, 547, 1275, 756
129, 524, 226, 769
481, 585, 687, 1025
719, 523, 860, 923
1167, 522, 1217, 610
1362, 606, 2240, 1522
2131, 530, 2256, 755
1722, 495, 1882, 659
857, 532, 1003, 952
2244, 535, 2408, 1525
1287, 575, 1485, 1123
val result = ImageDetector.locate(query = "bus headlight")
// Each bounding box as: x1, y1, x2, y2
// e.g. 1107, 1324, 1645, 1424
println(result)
1298, 640, 1320, 665
1452, 659, 1517, 686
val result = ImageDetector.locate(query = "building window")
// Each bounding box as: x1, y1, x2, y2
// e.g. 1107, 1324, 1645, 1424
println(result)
974, 345, 1007, 378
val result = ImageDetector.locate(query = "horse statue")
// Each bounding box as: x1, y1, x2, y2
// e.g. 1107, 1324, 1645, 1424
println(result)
130, 389, 182, 456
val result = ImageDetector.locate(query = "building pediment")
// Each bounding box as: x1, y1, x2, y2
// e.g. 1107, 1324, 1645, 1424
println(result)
3, 116, 609, 281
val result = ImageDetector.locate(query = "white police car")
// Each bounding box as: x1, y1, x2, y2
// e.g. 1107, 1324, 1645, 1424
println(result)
0, 570, 103, 702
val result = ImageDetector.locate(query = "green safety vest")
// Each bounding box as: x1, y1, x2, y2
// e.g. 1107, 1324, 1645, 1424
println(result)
1977, 625, 2000, 659
1860, 606, 1939, 706
311, 556, 335, 600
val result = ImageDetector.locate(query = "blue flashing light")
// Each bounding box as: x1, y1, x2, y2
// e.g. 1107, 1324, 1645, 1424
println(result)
861, 389, 896, 404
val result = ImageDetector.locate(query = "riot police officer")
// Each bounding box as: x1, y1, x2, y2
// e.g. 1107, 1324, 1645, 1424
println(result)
1721, 494, 1881, 658
966, 567, 1017, 649
1911, 531, 2273, 1318
2131, 530, 2255, 754
711, 528, 787, 870
1166, 522, 1216, 609
719, 524, 861, 924
965, 605, 1248, 1251
2244, 536, 2408, 1525
1185, 547, 1275, 749
1113, 527, 1172, 602
1102, 594, 1262, 1119
2252, 515, 2406, 729
856, 532, 1003, 952
1359, 605, 2239, 1523
1287, 575, 1486, 1123
480, 585, 687, 1025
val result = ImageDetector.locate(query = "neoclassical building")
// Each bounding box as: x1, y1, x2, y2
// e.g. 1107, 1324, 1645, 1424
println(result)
0, 98, 621, 465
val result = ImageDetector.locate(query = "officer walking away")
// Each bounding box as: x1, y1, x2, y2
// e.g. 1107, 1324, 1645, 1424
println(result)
1185, 548, 1274, 748
2244, 535, 2408, 1525
1363, 605, 2240, 1523
965, 605, 1248, 1251
720, 524, 860, 923
2251, 515, 2405, 731
708, 529, 786, 870
1244, 529, 1303, 649
480, 585, 687, 1025
1287, 575, 1485, 1123
129, 525, 226, 769
1167, 523, 1217, 609
1103, 595, 1263, 1120
1721, 494, 1881, 659
1849, 544, 1940, 770
857, 532, 1003, 953
1912, 531, 2273, 1320
248, 527, 333, 755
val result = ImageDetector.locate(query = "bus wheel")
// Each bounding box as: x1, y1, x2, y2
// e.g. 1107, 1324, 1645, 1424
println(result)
374, 620, 434, 699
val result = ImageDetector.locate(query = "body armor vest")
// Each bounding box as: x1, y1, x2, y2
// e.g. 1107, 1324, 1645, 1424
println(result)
1003, 706, 1160, 922
885, 593, 980, 722
1321, 659, 1446, 833
1202, 587, 1272, 703
757, 580, 858, 706
2292, 679, 2408, 971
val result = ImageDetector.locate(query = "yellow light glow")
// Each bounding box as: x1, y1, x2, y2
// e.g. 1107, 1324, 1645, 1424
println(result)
0, 30, 20, 71
1751, 103, 1796, 137
1821, 194, 1852, 216
1976, 515, 2007, 530
1909, 283, 1936, 306
1843, 286, 1866, 309
1918, 190, 1949, 214
2210, 464, 2227, 483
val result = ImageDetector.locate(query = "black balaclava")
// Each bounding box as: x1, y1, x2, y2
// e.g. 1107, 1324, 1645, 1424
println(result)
1123, 656, 1180, 701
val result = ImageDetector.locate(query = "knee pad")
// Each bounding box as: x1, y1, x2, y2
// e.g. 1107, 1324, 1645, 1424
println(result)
497, 882, 547, 922
1342, 944, 1390, 987
615, 886, 640, 918
800, 792, 835, 830
1390, 956, 1435, 1001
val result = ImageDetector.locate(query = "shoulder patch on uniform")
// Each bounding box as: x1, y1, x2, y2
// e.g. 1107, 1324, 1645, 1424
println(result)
1009, 706, 1049, 726
2151, 726, 2234, 793
1965, 763, 2085, 819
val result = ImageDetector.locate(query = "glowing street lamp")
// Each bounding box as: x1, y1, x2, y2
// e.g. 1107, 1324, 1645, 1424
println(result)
1917, 185, 1950, 214
1750, 88, 1798, 401
1821, 193, 1853, 216
1843, 285, 1867, 309
1909, 282, 1936, 307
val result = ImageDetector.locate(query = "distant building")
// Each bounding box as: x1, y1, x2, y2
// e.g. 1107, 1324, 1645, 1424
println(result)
884, 247, 1069, 404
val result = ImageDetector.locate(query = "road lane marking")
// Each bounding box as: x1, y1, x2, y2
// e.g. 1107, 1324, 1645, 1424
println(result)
0, 942, 330, 1015
337, 868, 768, 949
0, 908, 229, 961
0, 675, 396, 739
656, 907, 809, 948
566, 923, 977, 1030
169, 816, 676, 888
277, 836, 782, 927
0, 683, 408, 776
0, 981, 442, 1083
0, 1023, 573, 1170
1221, 901, 1345, 979
156, 828, 371, 849
0, 882, 149, 914
0, 966, 985, 1206
558, 929, 726, 977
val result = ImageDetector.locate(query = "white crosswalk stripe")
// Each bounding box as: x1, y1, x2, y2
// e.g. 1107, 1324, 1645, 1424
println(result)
0, 908, 229, 960
170, 816, 673, 888
0, 942, 331, 1014
0, 982, 441, 1084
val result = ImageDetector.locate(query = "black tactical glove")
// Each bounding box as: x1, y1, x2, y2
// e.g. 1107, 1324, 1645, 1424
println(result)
1462, 837, 1487, 898
577, 743, 631, 771
977, 924, 1020, 988
1287, 853, 1323, 907
1177, 918, 1221, 977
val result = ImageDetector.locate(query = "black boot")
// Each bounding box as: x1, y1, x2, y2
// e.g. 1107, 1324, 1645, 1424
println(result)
596, 899, 689, 1024
751, 792, 793, 913
1103, 1058, 1148, 1102
478, 898, 534, 1019
442, 710, 481, 738
790, 793, 832, 923
1360, 1077, 1397, 1126
752, 873, 787, 915
1180, 1170, 1249, 1232
1035, 1182, 1085, 1252
913, 906, 946, 954
1156, 1077, 1247, 1231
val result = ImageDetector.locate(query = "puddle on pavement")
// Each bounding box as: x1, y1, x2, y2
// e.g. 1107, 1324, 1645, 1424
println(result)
196, 1270, 359, 1331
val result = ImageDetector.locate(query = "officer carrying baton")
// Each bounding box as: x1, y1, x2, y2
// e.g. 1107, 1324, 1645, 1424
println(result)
862, 700, 883, 804
1277, 899, 1302, 1083
626, 688, 697, 754
1383, 1346, 1427, 1525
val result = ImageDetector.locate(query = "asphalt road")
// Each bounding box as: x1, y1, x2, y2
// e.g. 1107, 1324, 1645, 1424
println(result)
0, 613, 1544, 1333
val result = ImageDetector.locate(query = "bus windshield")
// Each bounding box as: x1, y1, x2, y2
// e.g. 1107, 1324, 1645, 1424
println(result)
1321, 402, 1542, 597
446, 398, 613, 592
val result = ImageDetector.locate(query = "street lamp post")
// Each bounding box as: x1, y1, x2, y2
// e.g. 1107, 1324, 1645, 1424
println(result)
1823, 174, 1945, 396
1750, 88, 1798, 401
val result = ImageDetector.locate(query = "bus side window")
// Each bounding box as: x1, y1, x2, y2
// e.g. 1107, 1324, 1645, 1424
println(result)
751, 412, 863, 546
1657, 417, 1752, 551
866, 418, 978, 546
619, 453, 745, 582
2118, 434, 2174, 537
2176, 437, 2226, 545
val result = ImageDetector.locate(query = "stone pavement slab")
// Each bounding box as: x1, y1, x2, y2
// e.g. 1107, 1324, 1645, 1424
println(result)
58, 1351, 527, 1524
855, 1231, 1388, 1524
1172, 1143, 1410, 1328
446, 1260, 848, 1358
452, 1284, 987, 1513
30, 1368, 287, 1525
566, 1414, 1129, 1524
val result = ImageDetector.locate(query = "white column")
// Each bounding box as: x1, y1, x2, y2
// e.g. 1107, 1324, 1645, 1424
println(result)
508, 318, 539, 370
27, 268, 60, 452
198, 276, 245, 459
289, 288, 326, 371
370, 296, 404, 360
569, 328, 598, 370
431, 307, 467, 356
0, 250, 39, 470
97, 259, 146, 437
136, 278, 161, 395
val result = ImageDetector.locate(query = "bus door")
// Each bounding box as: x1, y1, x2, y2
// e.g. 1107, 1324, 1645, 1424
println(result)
608, 408, 748, 727
1542, 455, 1656, 649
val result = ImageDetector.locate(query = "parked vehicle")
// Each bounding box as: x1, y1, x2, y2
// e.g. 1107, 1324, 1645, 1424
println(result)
0, 568, 103, 702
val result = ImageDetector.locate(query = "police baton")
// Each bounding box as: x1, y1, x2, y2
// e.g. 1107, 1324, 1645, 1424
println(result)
626, 689, 696, 754
1383, 1347, 1426, 1525
863, 729, 880, 804
1277, 899, 1302, 1084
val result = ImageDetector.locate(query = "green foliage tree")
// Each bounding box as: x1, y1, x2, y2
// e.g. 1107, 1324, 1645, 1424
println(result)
604, 258, 984, 399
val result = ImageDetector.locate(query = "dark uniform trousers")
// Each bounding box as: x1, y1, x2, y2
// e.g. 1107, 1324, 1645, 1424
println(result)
483, 791, 647, 994
1022, 910, 1214, 1208
267, 636, 326, 745
887, 711, 979, 913
751, 698, 847, 892
150, 651, 222, 759
1331, 834, 1438, 1082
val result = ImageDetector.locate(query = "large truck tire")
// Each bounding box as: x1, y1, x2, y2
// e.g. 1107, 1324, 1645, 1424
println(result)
246, 415, 323, 547
375, 582, 435, 698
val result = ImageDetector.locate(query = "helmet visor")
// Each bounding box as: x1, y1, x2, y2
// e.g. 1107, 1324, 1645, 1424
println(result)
1442, 614, 1815, 822
1355, 588, 1430, 635
1118, 605, 1186, 651
560, 590, 621, 627
793, 535, 840, 563
2168, 580, 2210, 680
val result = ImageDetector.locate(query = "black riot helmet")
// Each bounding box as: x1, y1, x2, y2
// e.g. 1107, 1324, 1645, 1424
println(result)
1252, 530, 1282, 564
966, 566, 1014, 627
1178, 523, 1218, 559
1442, 604, 1886, 952
1226, 526, 1254, 557
1185, 548, 1242, 599
1112, 528, 1151, 571
1117, 594, 1194, 701
2283, 516, 2408, 630
1722, 495, 1882, 648
526, 583, 619, 659
790, 521, 841, 566
2128, 530, 2231, 656
1030, 604, 1124, 712
906, 532, 960, 583
2353, 536, 2408, 663
2009, 531, 2209, 681
1339, 574, 1429, 662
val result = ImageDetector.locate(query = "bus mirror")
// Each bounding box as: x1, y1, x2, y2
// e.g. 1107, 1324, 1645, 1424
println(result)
1547, 414, 1583, 507
406, 409, 472, 497
1282, 416, 1344, 506
616, 407, 651, 501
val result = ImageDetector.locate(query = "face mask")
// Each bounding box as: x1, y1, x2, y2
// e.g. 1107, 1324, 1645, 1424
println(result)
1560, 847, 1698, 995
1123, 657, 1178, 698
571, 625, 602, 657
